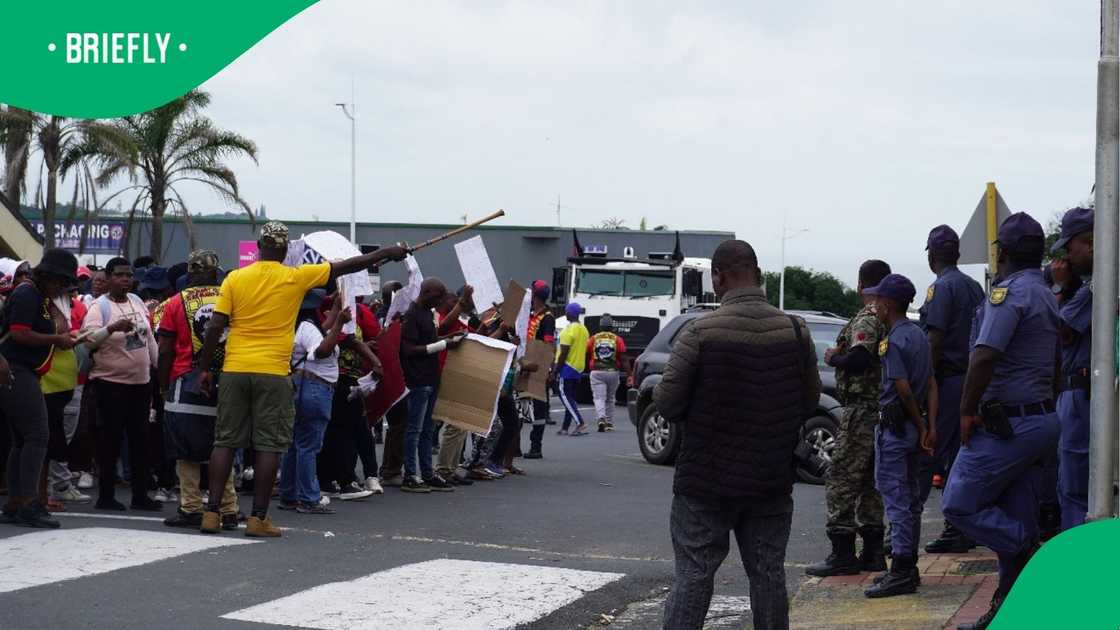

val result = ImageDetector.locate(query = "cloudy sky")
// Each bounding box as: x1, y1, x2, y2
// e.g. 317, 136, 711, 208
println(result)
187, 1, 1098, 288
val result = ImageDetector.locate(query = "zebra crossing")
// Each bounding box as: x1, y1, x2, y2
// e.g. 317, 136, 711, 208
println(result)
0, 526, 633, 629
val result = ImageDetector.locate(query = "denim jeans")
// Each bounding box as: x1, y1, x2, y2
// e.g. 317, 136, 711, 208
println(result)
664, 493, 792, 630
403, 386, 436, 479
279, 377, 334, 504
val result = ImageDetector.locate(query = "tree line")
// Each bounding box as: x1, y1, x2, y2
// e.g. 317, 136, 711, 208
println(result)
0, 91, 257, 262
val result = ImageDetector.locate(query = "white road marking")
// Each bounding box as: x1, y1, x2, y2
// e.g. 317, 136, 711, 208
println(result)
55, 512, 167, 523
222, 559, 625, 630
611, 594, 750, 628
0, 527, 254, 593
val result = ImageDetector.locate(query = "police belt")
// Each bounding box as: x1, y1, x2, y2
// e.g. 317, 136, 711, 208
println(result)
1061, 368, 1091, 393
978, 399, 1055, 440
878, 403, 922, 437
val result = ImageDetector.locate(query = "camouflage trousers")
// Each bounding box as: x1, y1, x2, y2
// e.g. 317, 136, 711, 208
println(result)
825, 401, 884, 536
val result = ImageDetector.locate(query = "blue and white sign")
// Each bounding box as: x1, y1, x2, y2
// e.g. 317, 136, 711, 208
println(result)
33, 220, 126, 254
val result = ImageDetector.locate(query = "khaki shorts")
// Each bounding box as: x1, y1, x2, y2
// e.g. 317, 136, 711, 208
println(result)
215, 372, 295, 453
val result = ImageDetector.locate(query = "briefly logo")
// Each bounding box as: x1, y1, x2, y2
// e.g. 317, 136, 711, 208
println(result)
49, 33, 187, 64
990, 287, 1008, 305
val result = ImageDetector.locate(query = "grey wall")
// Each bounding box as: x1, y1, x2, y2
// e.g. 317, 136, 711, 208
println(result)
127, 217, 734, 290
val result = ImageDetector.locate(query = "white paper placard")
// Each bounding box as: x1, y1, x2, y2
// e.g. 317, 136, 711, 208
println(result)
385, 255, 422, 323
454, 236, 503, 313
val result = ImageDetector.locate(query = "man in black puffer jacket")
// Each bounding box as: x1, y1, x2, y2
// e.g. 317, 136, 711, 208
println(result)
655, 239, 821, 630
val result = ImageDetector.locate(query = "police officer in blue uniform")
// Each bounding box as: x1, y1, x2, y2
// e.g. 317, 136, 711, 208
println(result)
1049, 206, 1094, 531
862, 274, 938, 599
918, 225, 985, 554
943, 212, 1060, 630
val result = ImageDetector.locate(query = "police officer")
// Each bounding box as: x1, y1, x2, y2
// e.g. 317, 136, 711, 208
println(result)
918, 225, 985, 554
943, 212, 1060, 630
1049, 206, 1094, 531
806, 260, 891, 578
860, 274, 937, 598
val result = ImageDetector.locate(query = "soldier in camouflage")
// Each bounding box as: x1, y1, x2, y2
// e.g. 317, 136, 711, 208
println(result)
806, 260, 892, 577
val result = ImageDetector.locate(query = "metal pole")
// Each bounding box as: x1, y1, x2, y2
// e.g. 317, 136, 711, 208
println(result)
779, 219, 786, 311
1088, 0, 1119, 521
350, 107, 356, 244
985, 182, 998, 277
335, 100, 357, 243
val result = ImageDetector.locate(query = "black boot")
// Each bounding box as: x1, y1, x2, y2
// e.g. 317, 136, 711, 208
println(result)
806, 533, 860, 577
858, 527, 887, 572
957, 594, 1003, 629
874, 553, 922, 586
864, 554, 918, 598
924, 521, 976, 553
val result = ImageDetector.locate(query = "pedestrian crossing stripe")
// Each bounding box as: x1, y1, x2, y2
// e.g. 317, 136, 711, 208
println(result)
221, 558, 625, 630
0, 527, 255, 594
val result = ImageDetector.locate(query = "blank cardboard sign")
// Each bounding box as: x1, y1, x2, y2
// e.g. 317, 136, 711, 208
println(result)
432, 334, 515, 435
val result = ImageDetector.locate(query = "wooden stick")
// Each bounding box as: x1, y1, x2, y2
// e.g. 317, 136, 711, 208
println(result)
407, 209, 506, 253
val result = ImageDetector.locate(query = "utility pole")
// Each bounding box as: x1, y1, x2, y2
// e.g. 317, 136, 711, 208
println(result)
1088, 0, 1119, 521
779, 217, 809, 311
335, 85, 356, 244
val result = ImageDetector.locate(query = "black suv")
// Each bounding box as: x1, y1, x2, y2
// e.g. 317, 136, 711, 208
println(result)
626, 307, 847, 485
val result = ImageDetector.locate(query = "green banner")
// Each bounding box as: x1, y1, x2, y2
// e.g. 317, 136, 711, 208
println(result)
994, 518, 1120, 628
0, 0, 318, 118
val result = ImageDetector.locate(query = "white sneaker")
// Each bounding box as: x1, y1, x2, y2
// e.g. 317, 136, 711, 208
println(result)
201, 491, 210, 505
52, 485, 91, 503
153, 488, 175, 503
318, 495, 331, 507
77, 472, 94, 489
241, 467, 255, 483
365, 477, 384, 495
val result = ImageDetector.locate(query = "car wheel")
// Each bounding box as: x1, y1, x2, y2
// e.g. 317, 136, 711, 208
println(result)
638, 404, 679, 465
797, 415, 838, 485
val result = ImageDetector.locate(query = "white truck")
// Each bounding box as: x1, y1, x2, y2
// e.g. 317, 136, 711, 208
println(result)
551, 232, 714, 357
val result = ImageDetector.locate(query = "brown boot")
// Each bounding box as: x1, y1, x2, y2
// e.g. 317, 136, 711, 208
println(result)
245, 514, 281, 538
200, 511, 222, 534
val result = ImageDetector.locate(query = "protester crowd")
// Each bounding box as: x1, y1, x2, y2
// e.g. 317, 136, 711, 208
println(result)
0, 221, 634, 536
654, 209, 1095, 630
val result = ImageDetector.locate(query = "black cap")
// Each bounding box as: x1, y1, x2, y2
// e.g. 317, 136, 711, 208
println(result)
925, 225, 960, 252
1051, 206, 1094, 253
862, 273, 917, 306
995, 212, 1044, 252
34, 248, 78, 282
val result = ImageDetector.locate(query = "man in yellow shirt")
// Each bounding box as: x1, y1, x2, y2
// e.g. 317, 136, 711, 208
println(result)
196, 221, 406, 537
551, 302, 590, 436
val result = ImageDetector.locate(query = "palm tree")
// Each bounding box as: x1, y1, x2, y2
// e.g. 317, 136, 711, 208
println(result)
0, 108, 128, 248
68, 90, 258, 262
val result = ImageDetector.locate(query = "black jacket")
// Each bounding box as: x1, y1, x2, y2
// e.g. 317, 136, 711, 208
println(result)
653, 288, 821, 500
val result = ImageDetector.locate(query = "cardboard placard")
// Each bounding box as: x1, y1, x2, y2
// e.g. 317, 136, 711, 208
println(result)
432, 334, 516, 435
515, 339, 554, 402
500, 280, 527, 329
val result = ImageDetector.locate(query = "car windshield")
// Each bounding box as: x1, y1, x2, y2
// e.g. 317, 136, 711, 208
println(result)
576, 269, 675, 297
807, 322, 844, 370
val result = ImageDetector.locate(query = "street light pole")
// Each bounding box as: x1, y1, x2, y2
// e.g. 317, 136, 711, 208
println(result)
335, 100, 356, 243
779, 220, 810, 311
1088, 0, 1119, 521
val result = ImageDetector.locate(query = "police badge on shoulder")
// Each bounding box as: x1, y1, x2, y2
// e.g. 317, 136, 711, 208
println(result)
989, 287, 1008, 305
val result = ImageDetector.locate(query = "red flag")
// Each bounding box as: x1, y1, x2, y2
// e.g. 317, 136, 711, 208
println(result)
365, 319, 408, 426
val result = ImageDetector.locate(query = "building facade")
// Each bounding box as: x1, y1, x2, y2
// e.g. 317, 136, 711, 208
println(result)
63, 214, 734, 290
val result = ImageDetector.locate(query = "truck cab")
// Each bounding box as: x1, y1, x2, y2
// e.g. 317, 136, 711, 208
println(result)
547, 234, 714, 406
